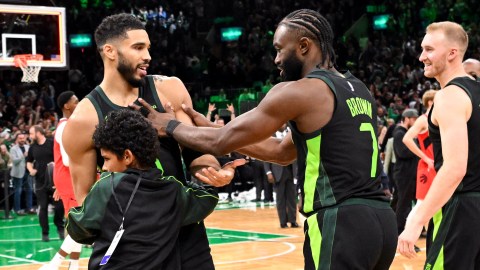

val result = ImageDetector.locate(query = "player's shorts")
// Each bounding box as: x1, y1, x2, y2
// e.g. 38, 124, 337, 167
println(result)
425, 192, 480, 270
416, 160, 436, 200
303, 198, 397, 270
178, 221, 214, 270
60, 193, 78, 218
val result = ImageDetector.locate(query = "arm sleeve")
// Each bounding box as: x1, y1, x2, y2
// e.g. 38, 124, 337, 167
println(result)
9, 148, 22, 166
67, 172, 117, 244
173, 178, 218, 226
263, 162, 272, 174
26, 146, 34, 164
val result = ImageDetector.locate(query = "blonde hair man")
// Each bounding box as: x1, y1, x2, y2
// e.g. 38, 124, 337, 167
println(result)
398, 22, 480, 270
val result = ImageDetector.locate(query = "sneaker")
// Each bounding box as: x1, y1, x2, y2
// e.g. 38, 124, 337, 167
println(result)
290, 222, 300, 228
27, 209, 37, 215
42, 234, 50, 242
15, 210, 27, 216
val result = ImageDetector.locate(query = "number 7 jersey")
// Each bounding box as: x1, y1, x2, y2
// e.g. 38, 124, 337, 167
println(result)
289, 69, 387, 216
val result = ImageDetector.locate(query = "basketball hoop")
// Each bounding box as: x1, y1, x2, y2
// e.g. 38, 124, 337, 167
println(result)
13, 54, 43, 83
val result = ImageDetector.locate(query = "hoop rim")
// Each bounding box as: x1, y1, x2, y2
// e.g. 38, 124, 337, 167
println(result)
13, 54, 44, 68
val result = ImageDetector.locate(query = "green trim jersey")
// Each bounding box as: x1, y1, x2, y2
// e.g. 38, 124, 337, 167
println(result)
428, 76, 480, 193
290, 69, 387, 216
67, 168, 218, 269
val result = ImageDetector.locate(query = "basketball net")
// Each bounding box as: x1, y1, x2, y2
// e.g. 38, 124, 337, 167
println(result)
13, 54, 43, 83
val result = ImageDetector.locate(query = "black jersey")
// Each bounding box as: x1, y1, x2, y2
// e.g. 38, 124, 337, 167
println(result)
85, 76, 185, 183
428, 77, 480, 193
289, 69, 386, 216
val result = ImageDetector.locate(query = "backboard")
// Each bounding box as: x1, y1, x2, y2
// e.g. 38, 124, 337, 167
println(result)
0, 4, 67, 69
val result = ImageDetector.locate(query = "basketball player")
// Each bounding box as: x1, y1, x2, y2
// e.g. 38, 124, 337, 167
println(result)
402, 90, 436, 206
67, 109, 218, 269
398, 22, 480, 270
63, 14, 242, 270
134, 9, 397, 269
462, 58, 480, 80
40, 91, 81, 270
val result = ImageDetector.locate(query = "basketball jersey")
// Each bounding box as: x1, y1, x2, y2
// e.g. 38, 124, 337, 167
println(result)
85, 76, 186, 183
416, 124, 436, 200
53, 118, 74, 196
289, 69, 386, 216
428, 76, 480, 193
417, 123, 434, 159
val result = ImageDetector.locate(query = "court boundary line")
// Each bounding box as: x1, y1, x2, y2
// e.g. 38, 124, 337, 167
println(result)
0, 254, 39, 264
207, 226, 299, 238
214, 241, 296, 265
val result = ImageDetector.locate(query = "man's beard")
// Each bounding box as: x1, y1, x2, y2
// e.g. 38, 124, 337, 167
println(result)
280, 53, 303, 81
117, 52, 142, 88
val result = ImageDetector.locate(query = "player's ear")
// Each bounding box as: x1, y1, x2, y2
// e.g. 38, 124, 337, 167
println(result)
123, 149, 135, 166
298, 37, 311, 55
447, 48, 458, 61
103, 44, 116, 61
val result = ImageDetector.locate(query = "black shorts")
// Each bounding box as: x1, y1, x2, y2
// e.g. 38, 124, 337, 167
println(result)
425, 193, 480, 270
179, 221, 215, 270
303, 199, 397, 270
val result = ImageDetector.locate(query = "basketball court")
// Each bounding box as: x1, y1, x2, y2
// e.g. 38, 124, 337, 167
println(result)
0, 199, 426, 269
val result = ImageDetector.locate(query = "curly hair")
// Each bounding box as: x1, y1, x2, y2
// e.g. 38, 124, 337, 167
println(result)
94, 13, 145, 52
93, 109, 159, 168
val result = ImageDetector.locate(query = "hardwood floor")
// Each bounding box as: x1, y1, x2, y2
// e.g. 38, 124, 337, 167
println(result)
1, 204, 426, 269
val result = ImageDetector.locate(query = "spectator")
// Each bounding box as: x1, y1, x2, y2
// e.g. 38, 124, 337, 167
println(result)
9, 133, 34, 216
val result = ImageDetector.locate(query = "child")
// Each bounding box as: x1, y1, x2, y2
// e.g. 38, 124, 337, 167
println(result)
67, 109, 218, 269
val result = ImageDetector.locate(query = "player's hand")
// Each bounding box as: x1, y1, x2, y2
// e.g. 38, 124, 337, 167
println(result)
397, 218, 423, 259
195, 159, 246, 187
266, 174, 275, 184
182, 104, 221, 128
129, 98, 175, 137
53, 189, 61, 201
29, 169, 37, 176
383, 188, 393, 198
423, 157, 435, 172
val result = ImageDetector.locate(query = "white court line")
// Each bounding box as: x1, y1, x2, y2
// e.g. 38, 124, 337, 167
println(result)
207, 226, 298, 238
0, 254, 39, 264
37, 248, 53, 253
0, 224, 39, 230
0, 261, 89, 269
0, 238, 60, 242
215, 241, 296, 265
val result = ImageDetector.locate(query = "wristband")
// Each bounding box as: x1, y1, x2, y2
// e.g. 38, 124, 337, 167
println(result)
166, 120, 181, 137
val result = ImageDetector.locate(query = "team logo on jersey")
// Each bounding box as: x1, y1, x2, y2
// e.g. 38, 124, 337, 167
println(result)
347, 81, 354, 92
